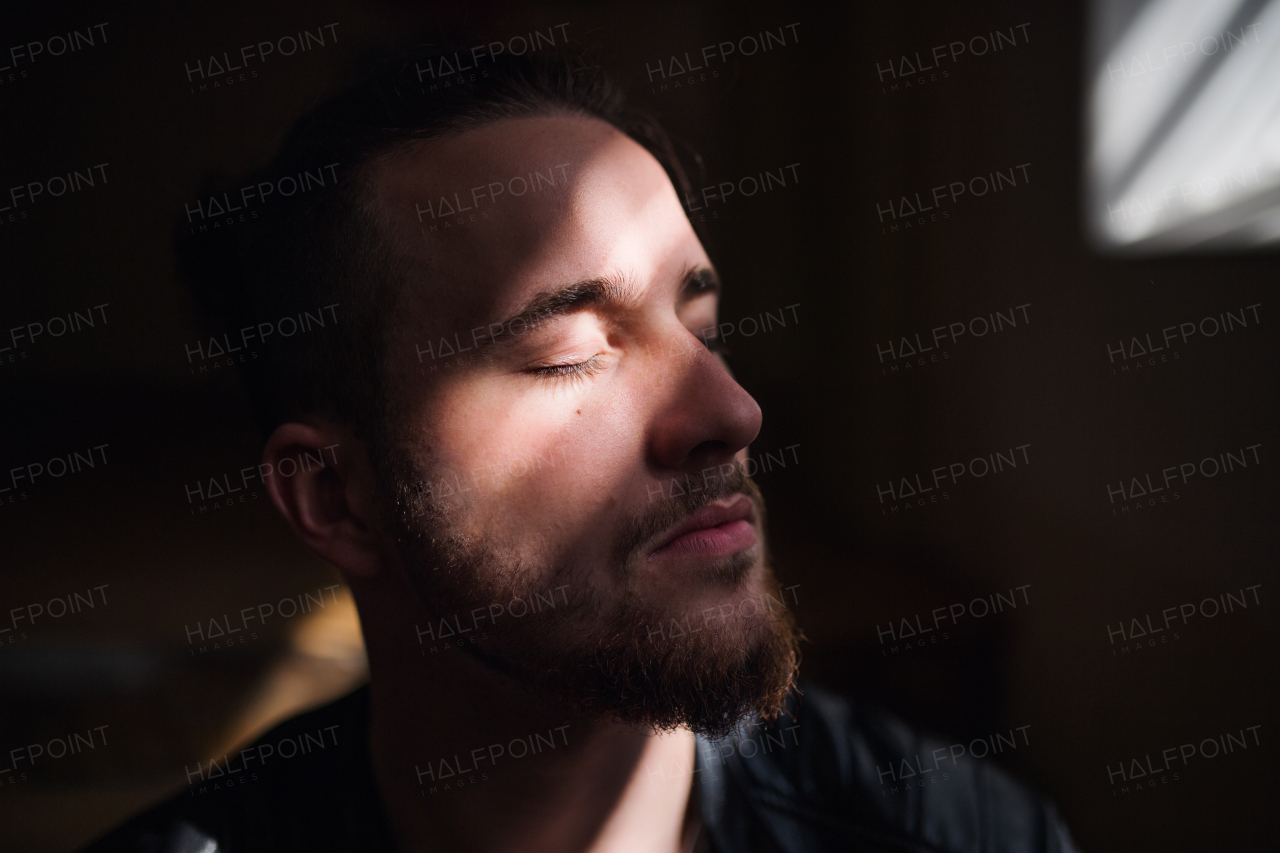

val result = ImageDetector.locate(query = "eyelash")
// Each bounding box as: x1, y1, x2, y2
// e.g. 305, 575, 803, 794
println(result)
531, 335, 727, 382
532, 354, 606, 382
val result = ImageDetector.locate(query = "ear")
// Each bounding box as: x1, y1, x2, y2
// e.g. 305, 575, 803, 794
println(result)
262, 421, 385, 579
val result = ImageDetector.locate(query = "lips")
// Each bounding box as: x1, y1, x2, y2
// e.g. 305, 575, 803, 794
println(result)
648, 493, 758, 560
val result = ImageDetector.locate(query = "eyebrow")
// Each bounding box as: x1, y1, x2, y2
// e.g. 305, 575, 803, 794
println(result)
476, 264, 720, 353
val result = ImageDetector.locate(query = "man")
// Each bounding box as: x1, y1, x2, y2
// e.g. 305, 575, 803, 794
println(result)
86, 47, 1077, 853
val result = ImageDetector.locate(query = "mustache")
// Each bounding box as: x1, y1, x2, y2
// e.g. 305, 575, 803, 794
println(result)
612, 460, 764, 566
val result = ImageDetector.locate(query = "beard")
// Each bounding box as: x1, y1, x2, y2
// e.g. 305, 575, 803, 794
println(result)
378, 450, 800, 738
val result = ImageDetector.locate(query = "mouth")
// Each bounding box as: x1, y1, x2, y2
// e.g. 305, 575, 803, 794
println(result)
648, 493, 758, 561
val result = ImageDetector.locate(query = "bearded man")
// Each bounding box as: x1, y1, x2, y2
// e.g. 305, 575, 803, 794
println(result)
85, 47, 1076, 853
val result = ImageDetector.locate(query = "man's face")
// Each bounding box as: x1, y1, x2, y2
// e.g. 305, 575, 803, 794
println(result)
367, 114, 798, 735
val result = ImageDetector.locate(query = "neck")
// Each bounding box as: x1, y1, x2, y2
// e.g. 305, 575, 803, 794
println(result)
354, 573, 703, 853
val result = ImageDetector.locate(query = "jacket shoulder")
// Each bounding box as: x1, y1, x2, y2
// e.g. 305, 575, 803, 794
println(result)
701, 683, 1078, 853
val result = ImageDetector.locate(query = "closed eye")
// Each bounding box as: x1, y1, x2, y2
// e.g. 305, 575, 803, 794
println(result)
530, 354, 607, 382
529, 332, 723, 383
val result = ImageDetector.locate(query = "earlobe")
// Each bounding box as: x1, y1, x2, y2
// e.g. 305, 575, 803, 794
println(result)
262, 422, 386, 579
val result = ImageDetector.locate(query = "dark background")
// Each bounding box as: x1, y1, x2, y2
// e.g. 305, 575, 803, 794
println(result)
1, 1, 1275, 851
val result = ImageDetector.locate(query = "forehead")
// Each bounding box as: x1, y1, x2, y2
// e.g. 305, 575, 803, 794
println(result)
366, 114, 707, 329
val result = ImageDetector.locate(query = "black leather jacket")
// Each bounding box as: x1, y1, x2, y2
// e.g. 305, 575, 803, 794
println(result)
82, 684, 1078, 852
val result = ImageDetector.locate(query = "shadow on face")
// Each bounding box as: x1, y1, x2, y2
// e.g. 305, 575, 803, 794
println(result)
357, 114, 797, 731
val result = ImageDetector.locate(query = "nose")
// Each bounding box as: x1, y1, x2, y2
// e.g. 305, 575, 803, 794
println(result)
647, 336, 763, 472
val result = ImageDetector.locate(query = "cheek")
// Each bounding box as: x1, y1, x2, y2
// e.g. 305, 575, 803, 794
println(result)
427, 380, 645, 534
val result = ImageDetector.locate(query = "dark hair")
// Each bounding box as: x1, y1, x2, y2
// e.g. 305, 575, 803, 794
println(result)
177, 44, 696, 449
